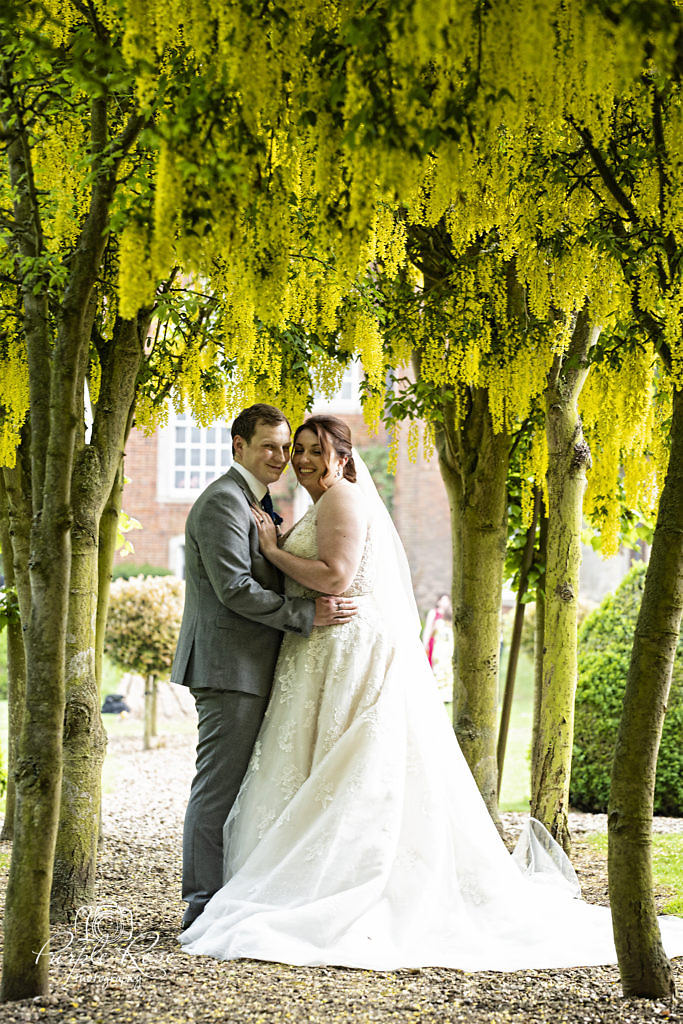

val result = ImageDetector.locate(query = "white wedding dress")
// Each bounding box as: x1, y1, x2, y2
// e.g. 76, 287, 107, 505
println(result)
180, 493, 683, 970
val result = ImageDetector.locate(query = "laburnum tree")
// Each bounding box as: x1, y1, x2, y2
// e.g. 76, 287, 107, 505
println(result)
0, 0, 350, 1001
2, 0, 682, 1004
142, 1, 681, 996
549, 50, 683, 997
0, 5, 162, 993
367, 218, 610, 847
364, 237, 551, 832
122, 1, 678, 859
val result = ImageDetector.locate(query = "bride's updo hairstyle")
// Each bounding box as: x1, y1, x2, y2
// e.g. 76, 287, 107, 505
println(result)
293, 415, 357, 490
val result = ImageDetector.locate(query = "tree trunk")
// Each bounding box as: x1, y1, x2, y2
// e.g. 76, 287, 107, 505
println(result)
95, 457, 126, 848
0, 70, 80, 996
49, 461, 107, 922
96, 456, 126, 692
1, 326, 80, 999
607, 385, 683, 999
2, 514, 71, 1002
497, 487, 540, 796
151, 676, 158, 738
0, 447, 32, 845
1, 55, 145, 998
51, 324, 140, 923
1, 370, 76, 999
144, 675, 156, 750
0, 476, 27, 842
530, 313, 597, 853
531, 500, 548, 800
436, 388, 509, 826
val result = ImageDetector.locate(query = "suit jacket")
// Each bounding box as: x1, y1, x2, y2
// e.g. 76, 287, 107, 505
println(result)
171, 467, 315, 695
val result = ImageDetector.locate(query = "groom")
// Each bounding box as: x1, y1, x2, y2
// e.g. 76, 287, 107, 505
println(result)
171, 403, 356, 931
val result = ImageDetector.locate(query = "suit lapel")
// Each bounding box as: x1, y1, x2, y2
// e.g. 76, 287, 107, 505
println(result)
227, 466, 260, 509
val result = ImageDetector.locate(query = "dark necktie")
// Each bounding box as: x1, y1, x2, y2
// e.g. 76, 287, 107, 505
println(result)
260, 491, 283, 526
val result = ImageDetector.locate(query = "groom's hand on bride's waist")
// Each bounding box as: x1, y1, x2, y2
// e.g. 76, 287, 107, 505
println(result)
313, 596, 358, 627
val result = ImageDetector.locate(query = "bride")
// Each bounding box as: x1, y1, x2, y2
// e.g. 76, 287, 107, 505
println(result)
180, 414, 683, 970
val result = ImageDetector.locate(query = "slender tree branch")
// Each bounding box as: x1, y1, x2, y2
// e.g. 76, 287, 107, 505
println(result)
569, 117, 640, 224
107, 110, 146, 167
508, 417, 531, 462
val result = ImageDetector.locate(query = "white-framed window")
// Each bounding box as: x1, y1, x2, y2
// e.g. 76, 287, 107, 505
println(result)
169, 534, 186, 579
157, 407, 233, 502
312, 359, 363, 413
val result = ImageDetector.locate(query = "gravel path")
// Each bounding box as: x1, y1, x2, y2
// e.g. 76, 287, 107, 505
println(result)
0, 726, 681, 1024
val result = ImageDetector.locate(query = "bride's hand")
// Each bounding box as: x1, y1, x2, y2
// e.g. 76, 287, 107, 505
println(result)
250, 505, 279, 556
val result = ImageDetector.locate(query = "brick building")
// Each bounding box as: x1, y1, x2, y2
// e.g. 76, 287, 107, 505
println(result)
117, 367, 632, 614
117, 371, 453, 615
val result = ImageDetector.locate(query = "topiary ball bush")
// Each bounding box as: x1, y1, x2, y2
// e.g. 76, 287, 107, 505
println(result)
105, 575, 184, 678
570, 563, 683, 816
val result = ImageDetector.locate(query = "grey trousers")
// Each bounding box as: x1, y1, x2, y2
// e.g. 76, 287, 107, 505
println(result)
182, 687, 268, 927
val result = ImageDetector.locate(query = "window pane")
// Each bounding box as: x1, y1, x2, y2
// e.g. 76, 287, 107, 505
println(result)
221, 448, 231, 467
206, 427, 216, 444
190, 448, 201, 466
221, 427, 231, 444
175, 449, 186, 466
191, 427, 201, 443
190, 472, 200, 489
206, 449, 215, 466
175, 471, 185, 488
205, 471, 216, 485
175, 426, 186, 443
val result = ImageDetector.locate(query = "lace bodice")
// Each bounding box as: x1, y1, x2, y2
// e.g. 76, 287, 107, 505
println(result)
281, 500, 375, 599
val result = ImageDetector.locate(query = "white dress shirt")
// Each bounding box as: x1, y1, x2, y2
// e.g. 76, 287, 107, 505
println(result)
231, 461, 268, 503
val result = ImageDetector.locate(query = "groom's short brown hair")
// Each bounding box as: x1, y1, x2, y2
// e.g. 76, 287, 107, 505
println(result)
231, 404, 291, 456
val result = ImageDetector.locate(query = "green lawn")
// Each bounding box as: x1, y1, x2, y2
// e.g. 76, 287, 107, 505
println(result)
0, 626, 6, 698
497, 642, 534, 812
584, 833, 683, 916
0, 691, 6, 817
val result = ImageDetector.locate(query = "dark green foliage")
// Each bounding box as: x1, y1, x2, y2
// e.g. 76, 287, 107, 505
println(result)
0, 585, 20, 634
111, 562, 173, 580
359, 444, 395, 514
0, 590, 17, 701
0, 626, 6, 701
570, 564, 683, 815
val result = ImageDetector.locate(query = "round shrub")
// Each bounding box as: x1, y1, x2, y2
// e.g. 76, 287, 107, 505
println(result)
105, 575, 184, 677
570, 563, 683, 815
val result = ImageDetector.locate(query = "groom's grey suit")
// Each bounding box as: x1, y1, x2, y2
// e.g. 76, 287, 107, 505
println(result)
171, 466, 315, 927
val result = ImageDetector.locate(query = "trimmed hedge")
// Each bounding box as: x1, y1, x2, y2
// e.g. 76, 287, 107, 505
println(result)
570, 563, 683, 816
112, 562, 173, 581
